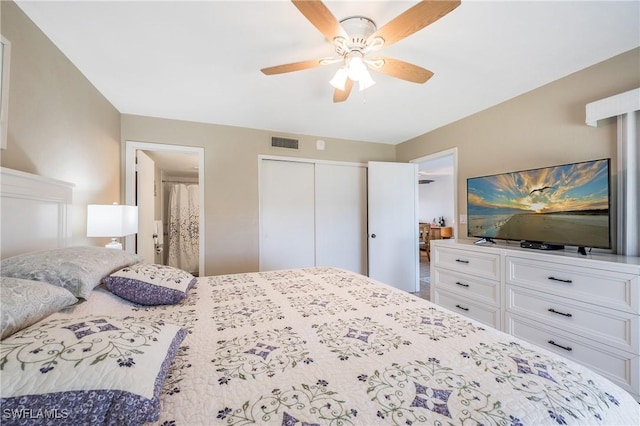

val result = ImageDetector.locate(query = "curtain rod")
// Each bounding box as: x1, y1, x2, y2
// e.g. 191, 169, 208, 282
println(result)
162, 180, 198, 184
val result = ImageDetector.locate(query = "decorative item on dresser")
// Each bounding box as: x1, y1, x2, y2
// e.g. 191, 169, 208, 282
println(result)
430, 238, 640, 402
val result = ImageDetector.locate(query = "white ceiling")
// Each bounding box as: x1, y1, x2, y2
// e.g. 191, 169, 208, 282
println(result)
418, 155, 453, 177
15, 1, 640, 145
144, 150, 199, 178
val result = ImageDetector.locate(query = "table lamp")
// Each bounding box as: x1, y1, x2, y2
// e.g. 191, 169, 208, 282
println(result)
87, 203, 138, 249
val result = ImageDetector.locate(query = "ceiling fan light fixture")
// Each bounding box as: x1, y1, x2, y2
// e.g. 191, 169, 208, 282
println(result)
358, 70, 376, 91
345, 55, 375, 91
346, 56, 367, 82
329, 66, 348, 91
266, 0, 460, 102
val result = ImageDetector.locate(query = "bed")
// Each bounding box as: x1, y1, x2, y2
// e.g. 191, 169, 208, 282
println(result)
1, 168, 639, 425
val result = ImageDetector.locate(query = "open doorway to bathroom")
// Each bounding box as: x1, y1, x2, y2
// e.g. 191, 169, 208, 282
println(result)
145, 150, 200, 274
124, 141, 205, 277
411, 148, 457, 300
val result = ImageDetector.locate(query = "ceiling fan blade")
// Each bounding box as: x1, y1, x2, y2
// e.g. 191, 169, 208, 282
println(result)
333, 78, 353, 103
261, 59, 324, 75
368, 0, 460, 48
372, 58, 434, 84
292, 0, 348, 42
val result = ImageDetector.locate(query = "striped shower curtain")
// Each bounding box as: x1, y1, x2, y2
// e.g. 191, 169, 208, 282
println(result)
167, 184, 199, 274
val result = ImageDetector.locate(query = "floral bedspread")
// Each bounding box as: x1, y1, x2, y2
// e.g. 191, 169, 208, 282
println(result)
56, 267, 639, 425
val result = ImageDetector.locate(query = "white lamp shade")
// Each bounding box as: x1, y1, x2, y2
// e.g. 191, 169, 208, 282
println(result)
329, 67, 348, 91
358, 70, 376, 91
87, 204, 138, 237
346, 56, 367, 81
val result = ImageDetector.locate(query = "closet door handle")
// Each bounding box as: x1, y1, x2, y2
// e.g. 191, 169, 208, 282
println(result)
548, 340, 572, 352
371, 234, 376, 238
548, 308, 572, 317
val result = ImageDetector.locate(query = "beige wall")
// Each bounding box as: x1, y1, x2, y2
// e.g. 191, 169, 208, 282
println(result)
397, 47, 640, 241
1, 1, 121, 247
121, 115, 395, 275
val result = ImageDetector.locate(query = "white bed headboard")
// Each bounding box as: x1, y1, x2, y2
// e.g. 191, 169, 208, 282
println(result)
1, 167, 74, 258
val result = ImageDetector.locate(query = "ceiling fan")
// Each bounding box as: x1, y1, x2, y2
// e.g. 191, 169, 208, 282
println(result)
261, 0, 461, 103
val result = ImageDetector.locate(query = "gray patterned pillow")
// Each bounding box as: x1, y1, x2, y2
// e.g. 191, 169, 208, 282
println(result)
0, 277, 78, 339
0, 315, 186, 425
104, 263, 196, 305
0, 246, 144, 300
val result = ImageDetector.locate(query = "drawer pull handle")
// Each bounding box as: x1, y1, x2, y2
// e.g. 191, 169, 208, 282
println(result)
548, 340, 572, 352
548, 276, 572, 284
548, 308, 572, 317
455, 304, 469, 311
455, 259, 470, 264
455, 281, 470, 288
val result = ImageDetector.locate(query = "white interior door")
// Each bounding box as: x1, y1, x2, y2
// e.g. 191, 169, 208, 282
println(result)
136, 150, 156, 263
368, 161, 418, 293
260, 159, 315, 271
315, 163, 367, 274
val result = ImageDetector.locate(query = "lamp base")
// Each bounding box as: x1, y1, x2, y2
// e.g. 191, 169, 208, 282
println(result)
105, 239, 123, 250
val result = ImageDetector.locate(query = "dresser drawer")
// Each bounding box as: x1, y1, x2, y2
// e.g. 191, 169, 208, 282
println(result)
506, 313, 639, 395
506, 313, 640, 395
507, 285, 638, 353
434, 268, 500, 306
433, 246, 500, 280
506, 256, 639, 314
433, 289, 500, 329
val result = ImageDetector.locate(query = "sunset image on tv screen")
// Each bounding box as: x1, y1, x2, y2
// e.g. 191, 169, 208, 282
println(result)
467, 158, 610, 248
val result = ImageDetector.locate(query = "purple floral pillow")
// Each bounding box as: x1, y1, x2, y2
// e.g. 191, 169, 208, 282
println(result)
103, 263, 196, 305
0, 315, 186, 425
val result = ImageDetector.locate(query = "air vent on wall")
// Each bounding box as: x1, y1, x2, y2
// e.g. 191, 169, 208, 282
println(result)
271, 137, 299, 149
419, 179, 434, 184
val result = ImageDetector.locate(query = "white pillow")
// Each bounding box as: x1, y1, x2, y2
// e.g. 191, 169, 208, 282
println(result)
0, 246, 144, 299
0, 277, 77, 339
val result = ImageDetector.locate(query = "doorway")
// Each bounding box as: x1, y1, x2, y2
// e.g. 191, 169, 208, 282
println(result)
411, 148, 458, 299
124, 141, 205, 277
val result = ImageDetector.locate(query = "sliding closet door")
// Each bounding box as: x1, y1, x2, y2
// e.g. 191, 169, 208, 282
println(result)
315, 163, 367, 274
260, 160, 315, 271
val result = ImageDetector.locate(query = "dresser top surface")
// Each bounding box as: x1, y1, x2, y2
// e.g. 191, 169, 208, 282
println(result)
433, 239, 640, 269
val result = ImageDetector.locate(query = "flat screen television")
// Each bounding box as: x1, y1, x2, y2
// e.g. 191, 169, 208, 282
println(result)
467, 158, 611, 252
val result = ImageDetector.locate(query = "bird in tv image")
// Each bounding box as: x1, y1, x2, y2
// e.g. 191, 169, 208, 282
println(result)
467, 158, 611, 250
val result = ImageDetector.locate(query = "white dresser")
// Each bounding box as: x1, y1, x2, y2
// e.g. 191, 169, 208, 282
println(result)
430, 239, 640, 401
